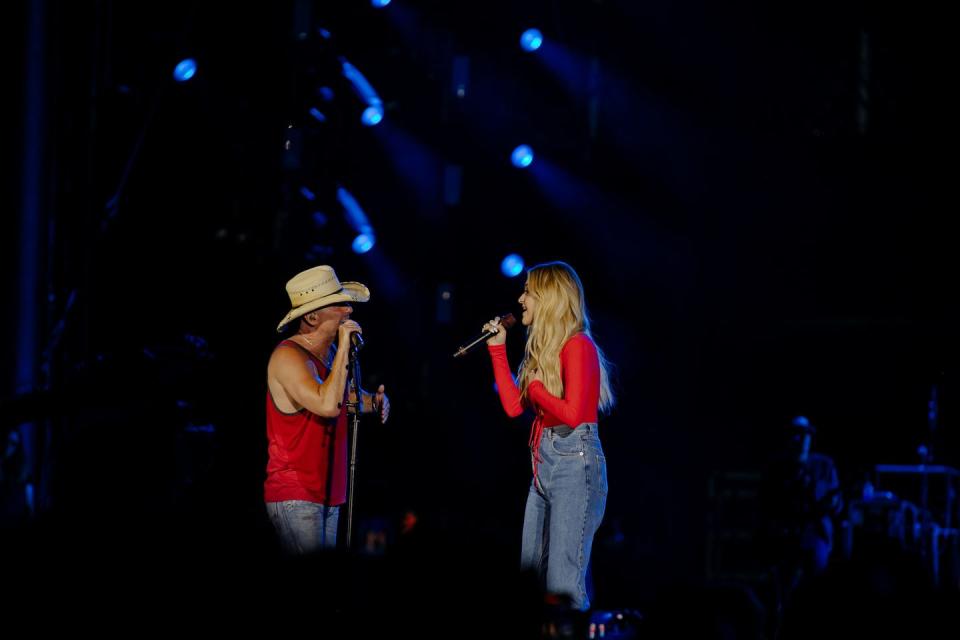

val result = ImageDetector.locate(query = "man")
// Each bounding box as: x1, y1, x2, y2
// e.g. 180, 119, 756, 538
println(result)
265, 265, 390, 553
758, 415, 841, 628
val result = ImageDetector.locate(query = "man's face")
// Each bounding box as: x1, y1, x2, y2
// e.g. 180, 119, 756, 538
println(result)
785, 430, 811, 458
310, 303, 353, 333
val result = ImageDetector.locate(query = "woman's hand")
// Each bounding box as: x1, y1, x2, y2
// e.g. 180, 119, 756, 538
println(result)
530, 367, 543, 384
483, 316, 507, 346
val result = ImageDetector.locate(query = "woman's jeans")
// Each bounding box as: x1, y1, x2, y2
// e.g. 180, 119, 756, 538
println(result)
266, 500, 340, 554
521, 423, 608, 610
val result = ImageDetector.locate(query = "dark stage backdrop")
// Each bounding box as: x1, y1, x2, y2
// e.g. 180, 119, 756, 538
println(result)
3, 0, 956, 611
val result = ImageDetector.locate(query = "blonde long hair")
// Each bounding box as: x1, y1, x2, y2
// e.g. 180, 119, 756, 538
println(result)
518, 262, 615, 413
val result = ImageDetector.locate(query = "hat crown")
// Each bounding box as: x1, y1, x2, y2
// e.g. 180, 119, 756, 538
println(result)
276, 264, 369, 332
286, 266, 343, 308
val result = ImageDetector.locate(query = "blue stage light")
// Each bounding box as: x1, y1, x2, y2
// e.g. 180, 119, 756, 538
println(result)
353, 233, 375, 254
520, 29, 543, 52
501, 254, 525, 277
338, 186, 377, 253
511, 145, 534, 169
300, 186, 316, 201
362, 105, 384, 126
342, 59, 385, 127
309, 107, 327, 123
371, 0, 392, 7
173, 58, 197, 82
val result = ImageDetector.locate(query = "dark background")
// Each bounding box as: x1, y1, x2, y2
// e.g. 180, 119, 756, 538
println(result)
2, 0, 956, 620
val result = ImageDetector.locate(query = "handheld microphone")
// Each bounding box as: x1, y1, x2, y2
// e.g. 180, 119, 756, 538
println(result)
351, 331, 365, 352
453, 313, 516, 358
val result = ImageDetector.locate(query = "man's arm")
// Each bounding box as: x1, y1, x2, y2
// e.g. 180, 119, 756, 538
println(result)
269, 342, 352, 418
267, 320, 360, 418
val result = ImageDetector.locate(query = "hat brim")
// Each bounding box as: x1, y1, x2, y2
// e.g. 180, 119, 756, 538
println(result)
276, 281, 370, 332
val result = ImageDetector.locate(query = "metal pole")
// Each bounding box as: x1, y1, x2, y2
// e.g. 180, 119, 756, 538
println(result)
15, 0, 48, 518
344, 349, 362, 550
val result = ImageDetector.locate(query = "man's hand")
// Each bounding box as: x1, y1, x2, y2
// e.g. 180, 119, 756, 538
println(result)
337, 319, 362, 351
373, 384, 390, 423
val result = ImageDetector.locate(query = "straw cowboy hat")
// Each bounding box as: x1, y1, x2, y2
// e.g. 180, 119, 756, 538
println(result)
276, 265, 370, 332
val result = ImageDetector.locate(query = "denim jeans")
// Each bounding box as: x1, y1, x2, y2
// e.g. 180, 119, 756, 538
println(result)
266, 500, 340, 554
521, 423, 608, 610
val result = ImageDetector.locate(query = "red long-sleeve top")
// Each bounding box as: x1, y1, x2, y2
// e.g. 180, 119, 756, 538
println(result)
488, 333, 600, 478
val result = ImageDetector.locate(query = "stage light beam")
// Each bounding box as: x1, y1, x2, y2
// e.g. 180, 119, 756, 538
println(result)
341, 58, 385, 127
338, 186, 377, 254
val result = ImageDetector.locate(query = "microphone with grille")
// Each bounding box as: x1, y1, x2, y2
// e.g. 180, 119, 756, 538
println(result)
350, 331, 364, 352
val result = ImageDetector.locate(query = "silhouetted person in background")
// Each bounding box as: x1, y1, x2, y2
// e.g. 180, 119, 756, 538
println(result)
0, 427, 30, 526
758, 415, 841, 635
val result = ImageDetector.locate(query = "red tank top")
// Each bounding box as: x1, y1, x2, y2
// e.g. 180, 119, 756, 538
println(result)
264, 340, 348, 505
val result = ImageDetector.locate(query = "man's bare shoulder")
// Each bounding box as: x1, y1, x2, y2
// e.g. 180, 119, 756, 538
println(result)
268, 341, 309, 376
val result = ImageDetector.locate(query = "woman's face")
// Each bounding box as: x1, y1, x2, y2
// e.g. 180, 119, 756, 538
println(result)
518, 279, 537, 326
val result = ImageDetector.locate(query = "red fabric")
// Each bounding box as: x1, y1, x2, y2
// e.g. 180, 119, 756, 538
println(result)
488, 333, 601, 480
264, 340, 348, 505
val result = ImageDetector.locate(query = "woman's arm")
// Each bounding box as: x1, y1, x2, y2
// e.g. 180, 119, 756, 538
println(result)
488, 344, 524, 417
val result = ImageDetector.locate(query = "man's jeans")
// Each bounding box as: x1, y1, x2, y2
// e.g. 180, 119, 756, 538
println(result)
521, 423, 608, 610
266, 500, 340, 554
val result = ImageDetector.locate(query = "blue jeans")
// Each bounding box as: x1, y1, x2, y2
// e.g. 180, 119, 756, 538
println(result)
521, 423, 608, 610
266, 500, 340, 554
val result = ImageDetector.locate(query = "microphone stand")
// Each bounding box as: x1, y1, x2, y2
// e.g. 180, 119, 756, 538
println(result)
345, 343, 363, 551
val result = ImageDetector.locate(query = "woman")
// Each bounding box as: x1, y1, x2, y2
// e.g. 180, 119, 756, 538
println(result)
484, 261, 614, 611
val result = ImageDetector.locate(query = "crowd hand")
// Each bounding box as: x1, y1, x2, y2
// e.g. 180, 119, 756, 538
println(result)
483, 316, 507, 346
